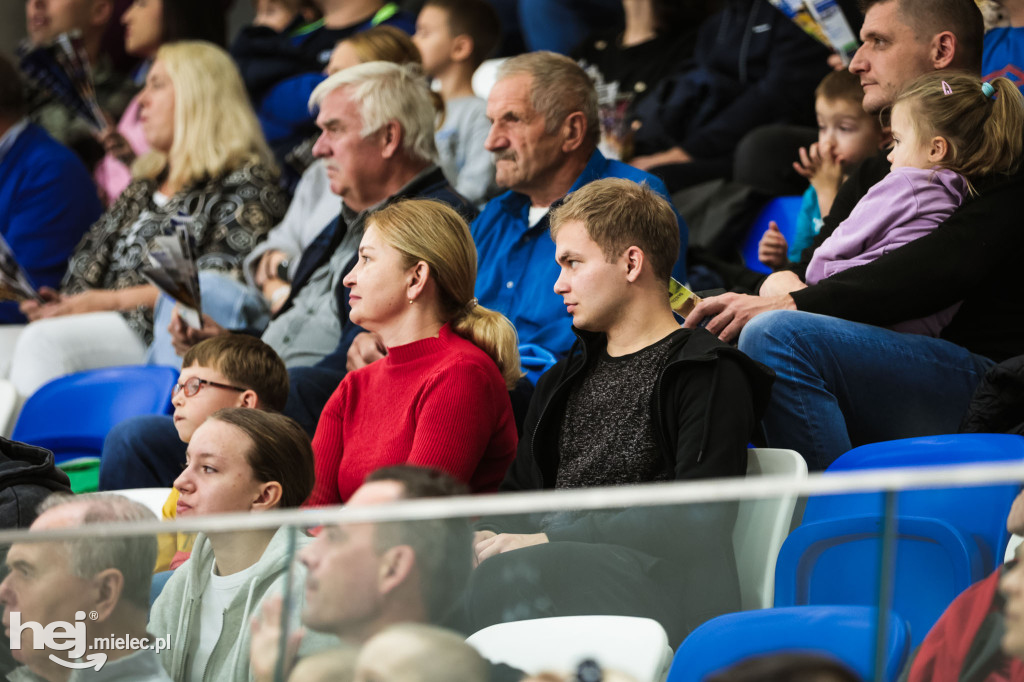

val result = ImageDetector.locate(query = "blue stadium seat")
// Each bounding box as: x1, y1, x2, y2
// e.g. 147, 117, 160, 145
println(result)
11, 365, 179, 464
773, 515, 985, 648
803, 434, 1024, 573
739, 195, 804, 274
668, 605, 910, 682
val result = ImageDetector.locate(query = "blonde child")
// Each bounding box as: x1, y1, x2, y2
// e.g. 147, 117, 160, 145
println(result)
801, 72, 1024, 337
758, 70, 889, 269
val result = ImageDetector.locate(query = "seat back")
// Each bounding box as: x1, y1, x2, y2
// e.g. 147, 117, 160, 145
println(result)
466, 616, 673, 682
739, 195, 804, 274
667, 605, 910, 682
734, 448, 807, 610
0, 380, 19, 438
116, 487, 174, 519
11, 366, 179, 463
804, 434, 1024, 572
774, 515, 985, 648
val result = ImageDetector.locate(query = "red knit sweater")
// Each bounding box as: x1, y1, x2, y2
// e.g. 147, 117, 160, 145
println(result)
307, 324, 518, 505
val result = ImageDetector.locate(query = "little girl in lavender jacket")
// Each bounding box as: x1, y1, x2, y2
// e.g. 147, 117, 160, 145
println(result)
804, 71, 1023, 337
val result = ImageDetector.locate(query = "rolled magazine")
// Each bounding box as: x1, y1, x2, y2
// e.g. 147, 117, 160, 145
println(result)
140, 215, 204, 329
17, 30, 107, 133
768, 0, 859, 65
0, 234, 42, 305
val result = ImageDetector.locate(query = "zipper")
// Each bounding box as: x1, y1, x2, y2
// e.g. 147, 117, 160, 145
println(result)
528, 340, 589, 487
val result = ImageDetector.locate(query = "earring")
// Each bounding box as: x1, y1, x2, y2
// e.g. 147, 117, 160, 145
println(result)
409, 299, 414, 305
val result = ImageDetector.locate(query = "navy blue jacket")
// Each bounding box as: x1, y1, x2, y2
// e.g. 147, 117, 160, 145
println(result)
0, 124, 102, 323
632, 0, 833, 159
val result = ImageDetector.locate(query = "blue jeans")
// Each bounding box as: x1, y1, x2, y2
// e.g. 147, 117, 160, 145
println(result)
98, 414, 185, 490
738, 311, 995, 471
146, 271, 271, 368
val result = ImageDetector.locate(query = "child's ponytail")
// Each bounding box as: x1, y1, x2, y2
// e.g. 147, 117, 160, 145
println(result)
893, 72, 1024, 185
972, 77, 1024, 178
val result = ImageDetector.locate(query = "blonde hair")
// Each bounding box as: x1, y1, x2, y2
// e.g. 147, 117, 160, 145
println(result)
358, 624, 488, 682
133, 41, 276, 189
337, 27, 445, 125
892, 71, 1024, 193
344, 25, 422, 65
309, 61, 438, 164
368, 200, 522, 389
551, 178, 680, 285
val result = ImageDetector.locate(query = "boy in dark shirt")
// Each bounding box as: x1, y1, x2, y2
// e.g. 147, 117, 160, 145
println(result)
466, 178, 774, 645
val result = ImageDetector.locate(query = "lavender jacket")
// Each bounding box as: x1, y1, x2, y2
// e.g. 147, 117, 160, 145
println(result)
805, 166, 967, 337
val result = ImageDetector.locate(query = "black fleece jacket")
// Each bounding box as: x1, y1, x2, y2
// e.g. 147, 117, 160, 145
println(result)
481, 327, 773, 628
490, 327, 774, 558
632, 0, 833, 159
0, 437, 71, 530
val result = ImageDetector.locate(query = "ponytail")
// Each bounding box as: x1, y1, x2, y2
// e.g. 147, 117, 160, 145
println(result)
970, 77, 1024, 178
451, 302, 523, 390
369, 200, 524, 389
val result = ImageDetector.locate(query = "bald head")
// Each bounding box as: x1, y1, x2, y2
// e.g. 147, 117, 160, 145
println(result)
33, 493, 158, 610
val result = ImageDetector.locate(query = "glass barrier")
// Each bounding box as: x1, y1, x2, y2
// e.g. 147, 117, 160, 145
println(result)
0, 460, 1021, 682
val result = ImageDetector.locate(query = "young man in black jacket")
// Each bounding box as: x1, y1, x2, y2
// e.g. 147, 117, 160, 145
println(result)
465, 178, 774, 646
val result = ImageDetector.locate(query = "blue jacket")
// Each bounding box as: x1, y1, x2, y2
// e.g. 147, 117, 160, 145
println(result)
0, 123, 101, 323
983, 27, 1024, 94
471, 150, 689, 359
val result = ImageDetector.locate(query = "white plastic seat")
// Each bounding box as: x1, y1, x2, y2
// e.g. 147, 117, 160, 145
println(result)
1006, 534, 1022, 563
472, 58, 508, 100
115, 487, 173, 519
0, 379, 20, 438
466, 615, 672, 682
734, 448, 807, 610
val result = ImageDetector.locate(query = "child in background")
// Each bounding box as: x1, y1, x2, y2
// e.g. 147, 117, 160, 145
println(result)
232, 0, 415, 186
758, 70, 889, 270
156, 334, 290, 571
800, 72, 1024, 337
414, 0, 501, 205
252, 0, 320, 33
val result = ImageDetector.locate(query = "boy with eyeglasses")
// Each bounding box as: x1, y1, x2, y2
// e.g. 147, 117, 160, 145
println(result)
160, 334, 289, 569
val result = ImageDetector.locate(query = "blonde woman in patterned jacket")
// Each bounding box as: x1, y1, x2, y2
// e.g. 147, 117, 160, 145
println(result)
4, 41, 287, 398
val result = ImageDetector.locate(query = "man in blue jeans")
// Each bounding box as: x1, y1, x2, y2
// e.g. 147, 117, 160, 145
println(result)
683, 0, 1018, 470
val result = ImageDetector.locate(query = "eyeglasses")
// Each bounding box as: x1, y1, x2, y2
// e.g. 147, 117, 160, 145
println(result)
172, 376, 247, 398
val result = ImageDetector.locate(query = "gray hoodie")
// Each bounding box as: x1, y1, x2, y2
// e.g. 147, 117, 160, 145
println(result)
148, 526, 338, 682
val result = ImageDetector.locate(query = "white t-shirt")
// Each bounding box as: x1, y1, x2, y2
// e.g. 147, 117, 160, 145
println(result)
189, 560, 261, 682
528, 205, 550, 228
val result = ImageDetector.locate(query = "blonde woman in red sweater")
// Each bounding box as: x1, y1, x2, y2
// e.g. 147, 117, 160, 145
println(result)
306, 199, 521, 505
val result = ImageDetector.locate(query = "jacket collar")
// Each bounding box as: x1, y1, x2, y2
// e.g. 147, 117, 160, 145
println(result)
497, 149, 609, 216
